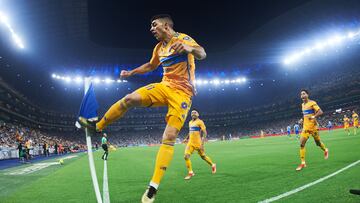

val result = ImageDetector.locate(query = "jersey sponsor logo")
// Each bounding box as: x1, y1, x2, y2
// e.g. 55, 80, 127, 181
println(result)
190, 126, 201, 131
303, 109, 315, 115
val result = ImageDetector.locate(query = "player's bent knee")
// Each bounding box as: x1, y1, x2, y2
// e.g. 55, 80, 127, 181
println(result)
184, 154, 190, 160
163, 122, 180, 142
123, 93, 142, 107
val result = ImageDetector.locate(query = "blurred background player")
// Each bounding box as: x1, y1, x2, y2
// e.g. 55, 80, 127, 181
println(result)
294, 123, 300, 139
352, 110, 358, 135
183, 110, 216, 180
327, 120, 333, 132
287, 125, 291, 137
101, 133, 109, 160
78, 14, 206, 203
296, 89, 328, 171
343, 115, 350, 135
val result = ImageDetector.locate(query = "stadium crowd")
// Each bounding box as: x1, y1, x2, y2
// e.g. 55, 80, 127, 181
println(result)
0, 66, 359, 154
0, 121, 85, 160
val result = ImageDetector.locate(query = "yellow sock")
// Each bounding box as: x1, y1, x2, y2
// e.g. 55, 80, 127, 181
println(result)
96, 99, 128, 131
185, 158, 193, 172
150, 143, 174, 188
319, 142, 326, 151
201, 155, 213, 166
300, 147, 306, 164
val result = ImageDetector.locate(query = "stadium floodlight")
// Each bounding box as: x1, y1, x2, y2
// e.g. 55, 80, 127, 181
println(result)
75, 77, 83, 84
242, 77, 247, 82
12, 33, 24, 49
93, 78, 101, 84
283, 28, 360, 65
224, 80, 230, 84
52, 73, 56, 78
116, 79, 122, 83
347, 31, 356, 39
303, 48, 312, 55
203, 80, 209, 84
0, 11, 25, 49
105, 78, 114, 84
327, 35, 343, 46
0, 12, 9, 25
213, 79, 220, 85
64, 76, 71, 83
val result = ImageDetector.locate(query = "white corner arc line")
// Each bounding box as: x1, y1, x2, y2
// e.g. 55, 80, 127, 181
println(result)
259, 160, 360, 203
103, 160, 110, 203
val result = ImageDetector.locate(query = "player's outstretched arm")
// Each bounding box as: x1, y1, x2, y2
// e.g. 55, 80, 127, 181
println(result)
120, 62, 157, 78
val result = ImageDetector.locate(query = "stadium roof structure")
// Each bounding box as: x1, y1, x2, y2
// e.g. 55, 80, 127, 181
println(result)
1, 0, 360, 113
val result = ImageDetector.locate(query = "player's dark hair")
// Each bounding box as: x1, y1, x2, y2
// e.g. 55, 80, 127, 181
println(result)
150, 14, 174, 28
300, 89, 309, 95
192, 109, 199, 113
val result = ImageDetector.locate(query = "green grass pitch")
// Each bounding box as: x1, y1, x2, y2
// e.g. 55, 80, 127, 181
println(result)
1, 128, 360, 202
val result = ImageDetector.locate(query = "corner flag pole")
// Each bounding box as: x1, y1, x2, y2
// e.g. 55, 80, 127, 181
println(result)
84, 77, 103, 203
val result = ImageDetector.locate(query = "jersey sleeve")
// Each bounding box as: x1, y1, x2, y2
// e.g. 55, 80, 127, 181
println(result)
181, 34, 200, 47
312, 101, 320, 112
149, 43, 161, 67
199, 120, 206, 131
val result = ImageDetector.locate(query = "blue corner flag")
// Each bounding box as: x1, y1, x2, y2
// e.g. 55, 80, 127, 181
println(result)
78, 83, 99, 119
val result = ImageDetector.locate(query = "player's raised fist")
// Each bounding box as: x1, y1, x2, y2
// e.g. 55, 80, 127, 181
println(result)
171, 41, 193, 54
120, 70, 132, 78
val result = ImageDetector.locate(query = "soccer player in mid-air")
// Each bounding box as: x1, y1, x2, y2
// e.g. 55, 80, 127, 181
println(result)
343, 115, 350, 135
296, 89, 329, 171
183, 109, 216, 180
352, 110, 358, 135
101, 133, 109, 160
78, 14, 206, 203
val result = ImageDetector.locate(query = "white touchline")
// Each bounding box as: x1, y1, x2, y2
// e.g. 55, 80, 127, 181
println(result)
103, 160, 110, 203
258, 160, 360, 203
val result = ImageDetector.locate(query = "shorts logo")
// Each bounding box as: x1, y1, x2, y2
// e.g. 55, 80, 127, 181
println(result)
181, 102, 188, 109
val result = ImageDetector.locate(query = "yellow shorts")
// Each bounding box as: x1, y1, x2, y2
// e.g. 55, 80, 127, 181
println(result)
301, 130, 320, 141
184, 143, 205, 156
354, 122, 358, 127
344, 125, 349, 129
135, 83, 192, 130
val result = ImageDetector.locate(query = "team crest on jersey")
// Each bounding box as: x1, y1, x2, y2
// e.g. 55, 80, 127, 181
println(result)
181, 102, 188, 109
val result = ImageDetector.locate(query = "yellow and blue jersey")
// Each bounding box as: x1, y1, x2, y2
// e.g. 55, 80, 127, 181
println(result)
344, 117, 350, 127
352, 113, 359, 124
302, 100, 320, 131
188, 118, 206, 146
149, 32, 199, 97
